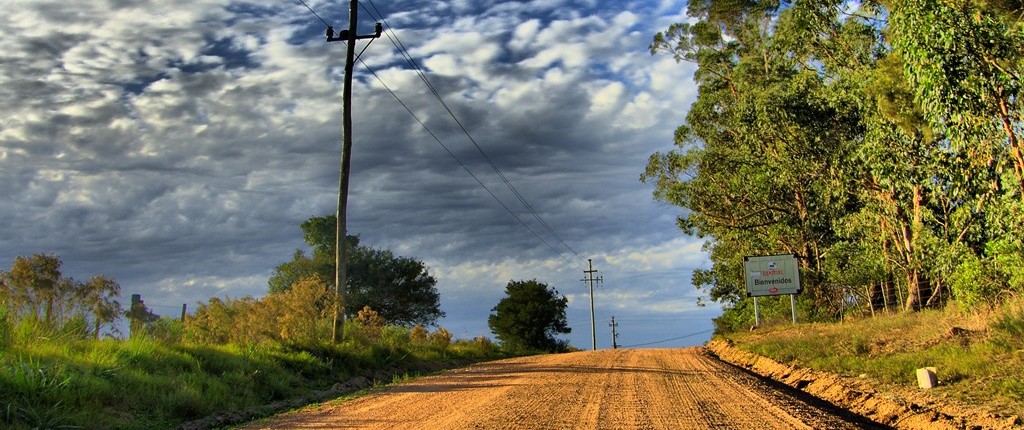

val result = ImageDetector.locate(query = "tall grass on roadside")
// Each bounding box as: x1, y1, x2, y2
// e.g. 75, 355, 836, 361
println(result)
1, 324, 509, 430
725, 298, 1024, 416
992, 296, 1024, 351
0, 305, 10, 350
2, 358, 79, 430
990, 296, 1024, 402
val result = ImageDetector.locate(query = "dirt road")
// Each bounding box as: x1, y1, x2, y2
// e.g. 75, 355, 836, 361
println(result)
241, 348, 885, 429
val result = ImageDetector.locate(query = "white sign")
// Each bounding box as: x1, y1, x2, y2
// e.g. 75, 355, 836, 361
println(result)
744, 254, 801, 297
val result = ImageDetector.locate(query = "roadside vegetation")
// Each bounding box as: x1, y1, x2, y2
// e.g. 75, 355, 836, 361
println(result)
0, 305, 504, 430
645, 0, 1024, 419
722, 296, 1024, 417
644, 0, 1024, 334
0, 214, 544, 429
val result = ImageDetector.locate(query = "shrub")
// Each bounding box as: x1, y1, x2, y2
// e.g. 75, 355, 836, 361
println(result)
473, 336, 495, 353
428, 327, 452, 349
409, 324, 428, 345
268, 277, 335, 346
380, 325, 409, 349
354, 306, 385, 342
148, 317, 184, 344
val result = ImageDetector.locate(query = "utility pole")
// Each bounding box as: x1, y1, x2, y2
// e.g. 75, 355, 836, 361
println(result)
581, 259, 602, 351
609, 316, 619, 349
326, 0, 381, 343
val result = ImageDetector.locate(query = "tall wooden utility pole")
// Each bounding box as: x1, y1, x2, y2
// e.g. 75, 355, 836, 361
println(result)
581, 259, 602, 350
326, 0, 381, 343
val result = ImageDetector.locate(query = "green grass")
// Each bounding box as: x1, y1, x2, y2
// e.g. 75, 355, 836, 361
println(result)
724, 299, 1024, 417
0, 332, 513, 430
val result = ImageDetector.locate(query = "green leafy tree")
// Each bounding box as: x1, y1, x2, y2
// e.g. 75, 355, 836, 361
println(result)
267, 249, 334, 295
0, 254, 66, 326
346, 246, 444, 326
889, 0, 1024, 197
886, 0, 1024, 308
488, 279, 570, 351
646, 2, 865, 320
648, 0, 1024, 325
78, 275, 122, 339
1, 254, 129, 337
269, 216, 444, 326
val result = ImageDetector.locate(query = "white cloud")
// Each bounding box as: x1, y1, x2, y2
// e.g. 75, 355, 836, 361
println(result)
509, 19, 541, 51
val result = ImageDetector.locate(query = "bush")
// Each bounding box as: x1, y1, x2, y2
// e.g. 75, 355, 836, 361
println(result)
183, 276, 336, 346
949, 239, 1024, 309
380, 325, 409, 349
473, 336, 495, 354
428, 327, 452, 349
354, 306, 385, 342
148, 317, 184, 344
409, 325, 428, 345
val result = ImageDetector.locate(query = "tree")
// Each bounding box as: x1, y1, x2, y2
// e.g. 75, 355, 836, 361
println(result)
488, 279, 570, 351
78, 275, 122, 339
269, 215, 444, 326
646, 2, 865, 320
647, 0, 1024, 326
267, 249, 334, 295
889, 0, 1024, 197
0, 254, 66, 325
346, 246, 444, 326
125, 296, 159, 339
1, 254, 130, 337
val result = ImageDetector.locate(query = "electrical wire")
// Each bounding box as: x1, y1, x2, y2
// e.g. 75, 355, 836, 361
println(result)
357, 58, 577, 266
297, 0, 331, 27
361, 1, 583, 262
296, 0, 583, 266
620, 329, 715, 348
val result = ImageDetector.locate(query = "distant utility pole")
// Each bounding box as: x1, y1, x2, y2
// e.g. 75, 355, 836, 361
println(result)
326, 0, 381, 343
581, 259, 602, 351
609, 316, 619, 349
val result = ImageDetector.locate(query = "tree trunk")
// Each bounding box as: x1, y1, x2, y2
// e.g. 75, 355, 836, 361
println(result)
997, 95, 1024, 199
904, 269, 922, 311
925, 280, 945, 307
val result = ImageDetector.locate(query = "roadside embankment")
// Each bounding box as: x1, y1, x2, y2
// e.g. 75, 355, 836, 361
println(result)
707, 339, 1021, 429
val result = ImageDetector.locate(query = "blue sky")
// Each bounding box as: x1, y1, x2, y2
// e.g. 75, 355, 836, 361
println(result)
0, 0, 718, 348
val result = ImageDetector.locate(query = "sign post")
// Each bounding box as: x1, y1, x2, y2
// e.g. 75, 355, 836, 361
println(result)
744, 254, 801, 327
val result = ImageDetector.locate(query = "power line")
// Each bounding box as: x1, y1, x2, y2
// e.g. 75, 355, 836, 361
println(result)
356, 58, 576, 266
296, 0, 331, 27
360, 1, 582, 262
621, 329, 714, 348
297, 0, 583, 265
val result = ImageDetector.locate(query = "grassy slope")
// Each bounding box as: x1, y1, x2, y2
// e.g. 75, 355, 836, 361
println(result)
0, 335, 510, 430
721, 300, 1024, 418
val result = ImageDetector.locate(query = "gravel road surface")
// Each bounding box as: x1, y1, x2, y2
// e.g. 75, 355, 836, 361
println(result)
241, 348, 886, 429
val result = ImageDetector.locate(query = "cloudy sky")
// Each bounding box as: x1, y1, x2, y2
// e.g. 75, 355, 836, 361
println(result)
0, 0, 719, 348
